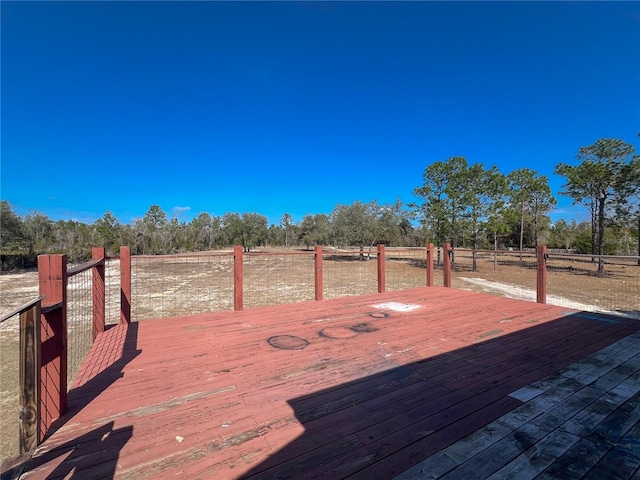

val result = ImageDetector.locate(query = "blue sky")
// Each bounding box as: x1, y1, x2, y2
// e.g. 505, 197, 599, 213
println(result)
2, 1, 639, 227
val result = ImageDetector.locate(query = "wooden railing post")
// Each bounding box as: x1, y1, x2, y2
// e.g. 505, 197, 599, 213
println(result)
19, 301, 41, 453
234, 246, 243, 311
426, 243, 434, 287
38, 254, 67, 439
120, 246, 131, 323
536, 245, 547, 304
377, 244, 386, 293
315, 245, 323, 301
92, 247, 106, 339
443, 243, 452, 288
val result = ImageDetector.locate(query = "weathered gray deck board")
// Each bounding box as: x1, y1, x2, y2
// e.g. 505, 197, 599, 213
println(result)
580, 415, 640, 480
393, 332, 640, 480
486, 429, 580, 479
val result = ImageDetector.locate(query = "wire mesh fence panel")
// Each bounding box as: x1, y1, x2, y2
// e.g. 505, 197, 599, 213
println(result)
449, 249, 538, 301
244, 253, 315, 309
0, 312, 20, 460
105, 258, 121, 326
385, 248, 428, 291
430, 247, 446, 287
546, 254, 640, 317
131, 254, 234, 321
66, 268, 93, 387
322, 249, 379, 300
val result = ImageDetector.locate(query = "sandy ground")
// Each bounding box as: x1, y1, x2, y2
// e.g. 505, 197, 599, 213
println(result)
458, 277, 640, 319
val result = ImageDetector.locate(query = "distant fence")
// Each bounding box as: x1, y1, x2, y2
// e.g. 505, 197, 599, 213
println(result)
447, 247, 539, 297
130, 250, 232, 321
123, 245, 438, 320
546, 252, 639, 316
441, 247, 639, 318
114, 244, 640, 321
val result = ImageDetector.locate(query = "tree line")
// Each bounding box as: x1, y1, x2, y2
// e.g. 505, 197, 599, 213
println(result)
1, 137, 638, 270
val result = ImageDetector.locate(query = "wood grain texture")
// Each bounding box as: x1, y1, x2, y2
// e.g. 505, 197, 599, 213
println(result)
91, 247, 106, 340
19, 302, 41, 453
120, 246, 131, 324
37, 254, 67, 441
15, 288, 640, 479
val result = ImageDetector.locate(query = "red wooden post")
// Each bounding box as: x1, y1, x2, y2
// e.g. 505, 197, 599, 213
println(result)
91, 247, 106, 340
377, 244, 386, 293
443, 243, 452, 288
426, 243, 434, 287
536, 245, 547, 304
38, 254, 67, 440
120, 246, 131, 323
234, 246, 243, 311
315, 245, 323, 301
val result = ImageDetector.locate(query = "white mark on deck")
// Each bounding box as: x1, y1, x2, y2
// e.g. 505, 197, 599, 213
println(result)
372, 302, 422, 312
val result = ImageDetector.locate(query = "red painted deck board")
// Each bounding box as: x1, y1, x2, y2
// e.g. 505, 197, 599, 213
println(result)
10, 287, 640, 479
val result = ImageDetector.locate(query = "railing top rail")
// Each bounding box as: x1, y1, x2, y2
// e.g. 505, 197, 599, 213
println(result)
134, 251, 233, 260
450, 248, 537, 255
322, 252, 380, 257
67, 257, 104, 277
547, 252, 640, 261
244, 251, 315, 257
323, 248, 379, 253
0, 295, 46, 323
383, 250, 428, 256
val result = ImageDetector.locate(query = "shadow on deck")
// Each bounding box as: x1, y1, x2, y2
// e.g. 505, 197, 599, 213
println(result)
242, 314, 640, 479
2, 323, 141, 480
5, 288, 640, 479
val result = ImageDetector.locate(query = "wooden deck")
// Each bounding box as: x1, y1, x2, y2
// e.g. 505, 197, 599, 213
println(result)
8, 287, 640, 479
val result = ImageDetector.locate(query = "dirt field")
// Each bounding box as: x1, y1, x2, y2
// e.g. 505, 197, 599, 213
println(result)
1, 247, 638, 461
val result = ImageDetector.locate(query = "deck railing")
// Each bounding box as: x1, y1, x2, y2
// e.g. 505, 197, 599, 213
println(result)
119, 244, 564, 321
122, 244, 441, 320
0, 248, 127, 460
121, 243, 584, 318
546, 252, 639, 316
74, 245, 616, 322
443, 245, 541, 294
3, 243, 637, 462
